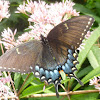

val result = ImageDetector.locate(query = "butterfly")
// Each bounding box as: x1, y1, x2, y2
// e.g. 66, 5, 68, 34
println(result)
0, 15, 94, 97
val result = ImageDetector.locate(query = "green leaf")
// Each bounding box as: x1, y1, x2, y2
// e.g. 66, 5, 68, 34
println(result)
19, 84, 54, 98
77, 65, 93, 78
14, 73, 21, 89
74, 3, 100, 23
72, 86, 99, 100
74, 3, 94, 15
87, 46, 100, 69
19, 73, 35, 94
77, 26, 100, 70
71, 93, 98, 100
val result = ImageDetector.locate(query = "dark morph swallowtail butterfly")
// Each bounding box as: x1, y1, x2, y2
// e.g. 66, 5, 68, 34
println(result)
0, 15, 94, 97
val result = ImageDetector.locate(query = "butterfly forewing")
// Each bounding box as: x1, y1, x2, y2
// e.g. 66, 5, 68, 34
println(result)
46, 15, 94, 65
0, 40, 43, 73
0, 40, 59, 72
47, 15, 94, 49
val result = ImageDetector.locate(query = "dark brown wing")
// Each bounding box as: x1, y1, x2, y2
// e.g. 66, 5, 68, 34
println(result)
47, 15, 94, 64
0, 40, 58, 72
0, 40, 43, 73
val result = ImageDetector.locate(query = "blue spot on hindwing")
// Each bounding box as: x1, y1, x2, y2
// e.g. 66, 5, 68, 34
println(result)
68, 49, 73, 54
67, 59, 74, 67
50, 71, 56, 81
54, 70, 60, 79
39, 68, 45, 77
68, 54, 75, 60
45, 70, 50, 80
35, 65, 39, 71
65, 63, 72, 73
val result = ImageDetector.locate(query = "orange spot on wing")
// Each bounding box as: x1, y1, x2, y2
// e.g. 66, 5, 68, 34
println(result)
59, 70, 63, 73
59, 77, 61, 79
66, 74, 68, 76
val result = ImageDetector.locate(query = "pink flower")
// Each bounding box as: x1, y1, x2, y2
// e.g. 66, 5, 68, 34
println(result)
0, 76, 11, 84
25, 0, 35, 14
89, 76, 98, 85
2, 0, 80, 50
0, 75, 16, 98
1, 28, 18, 49
95, 84, 100, 90
15, 1, 26, 14
27, 0, 79, 25
0, 81, 15, 97
28, 23, 54, 40
16, 0, 79, 25
89, 76, 100, 92
0, 0, 10, 22
18, 32, 32, 42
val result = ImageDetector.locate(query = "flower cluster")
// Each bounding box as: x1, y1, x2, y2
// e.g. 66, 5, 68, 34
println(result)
0, 0, 10, 22
89, 76, 100, 91
1, 0, 79, 50
1, 28, 18, 49
16, 0, 79, 39
0, 72, 15, 98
